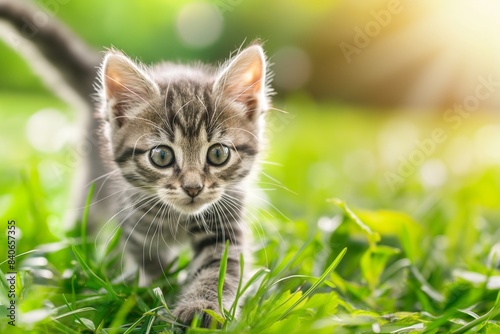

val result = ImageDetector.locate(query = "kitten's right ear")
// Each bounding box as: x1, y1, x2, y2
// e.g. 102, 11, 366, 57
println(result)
101, 52, 159, 127
214, 44, 269, 120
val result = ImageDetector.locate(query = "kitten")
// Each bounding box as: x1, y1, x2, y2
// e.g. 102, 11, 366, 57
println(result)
100, 47, 268, 325
0, 0, 271, 327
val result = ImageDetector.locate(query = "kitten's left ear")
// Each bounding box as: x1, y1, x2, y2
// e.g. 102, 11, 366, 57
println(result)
214, 44, 269, 119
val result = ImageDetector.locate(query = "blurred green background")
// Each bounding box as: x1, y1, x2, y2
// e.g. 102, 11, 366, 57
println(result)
1, 0, 500, 331
2, 0, 500, 226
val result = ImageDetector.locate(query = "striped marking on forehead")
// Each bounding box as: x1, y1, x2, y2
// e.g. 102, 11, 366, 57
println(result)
165, 82, 214, 139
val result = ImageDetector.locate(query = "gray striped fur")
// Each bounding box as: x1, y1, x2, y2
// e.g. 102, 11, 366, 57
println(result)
99, 46, 270, 326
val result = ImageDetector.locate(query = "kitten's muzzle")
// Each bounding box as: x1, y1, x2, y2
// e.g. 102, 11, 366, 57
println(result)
182, 184, 204, 198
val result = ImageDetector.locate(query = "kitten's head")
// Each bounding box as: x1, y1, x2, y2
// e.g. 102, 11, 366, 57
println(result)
99, 44, 270, 215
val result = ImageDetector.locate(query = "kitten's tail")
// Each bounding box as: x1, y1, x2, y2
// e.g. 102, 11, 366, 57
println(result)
0, 0, 101, 108
0, 1, 113, 235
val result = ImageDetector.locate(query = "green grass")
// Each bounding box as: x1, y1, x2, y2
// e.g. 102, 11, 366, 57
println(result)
1, 93, 500, 333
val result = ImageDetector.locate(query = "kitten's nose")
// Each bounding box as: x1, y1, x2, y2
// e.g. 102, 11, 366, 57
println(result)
182, 184, 203, 198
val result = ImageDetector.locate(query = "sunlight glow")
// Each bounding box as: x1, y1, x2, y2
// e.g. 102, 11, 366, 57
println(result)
340, 0, 500, 109
404, 0, 500, 107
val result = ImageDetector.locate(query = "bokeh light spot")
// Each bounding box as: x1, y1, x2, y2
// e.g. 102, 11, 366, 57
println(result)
25, 109, 71, 153
419, 159, 447, 188
475, 124, 500, 165
378, 119, 419, 167
273, 46, 312, 91
176, 2, 223, 48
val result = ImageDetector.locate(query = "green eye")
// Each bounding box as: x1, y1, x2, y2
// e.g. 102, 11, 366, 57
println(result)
207, 144, 230, 166
149, 146, 175, 167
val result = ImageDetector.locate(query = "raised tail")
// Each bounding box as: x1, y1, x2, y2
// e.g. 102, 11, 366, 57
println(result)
0, 0, 101, 108
0, 0, 115, 235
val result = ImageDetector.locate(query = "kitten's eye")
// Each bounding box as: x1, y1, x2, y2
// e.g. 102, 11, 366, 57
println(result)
207, 144, 230, 166
150, 146, 175, 167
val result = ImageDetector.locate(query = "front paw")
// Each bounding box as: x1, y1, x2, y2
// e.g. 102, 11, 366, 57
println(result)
173, 300, 221, 328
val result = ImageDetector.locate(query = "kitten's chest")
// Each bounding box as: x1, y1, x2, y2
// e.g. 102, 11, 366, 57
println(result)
120, 199, 190, 247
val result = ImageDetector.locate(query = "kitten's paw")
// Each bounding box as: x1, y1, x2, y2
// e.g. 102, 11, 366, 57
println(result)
173, 300, 221, 328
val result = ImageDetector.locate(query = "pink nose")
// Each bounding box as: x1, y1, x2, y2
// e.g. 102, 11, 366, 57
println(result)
182, 185, 203, 198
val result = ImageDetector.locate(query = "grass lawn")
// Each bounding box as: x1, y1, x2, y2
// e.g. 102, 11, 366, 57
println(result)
1, 92, 500, 333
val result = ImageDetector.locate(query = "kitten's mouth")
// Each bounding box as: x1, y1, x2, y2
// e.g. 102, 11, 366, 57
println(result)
158, 189, 220, 215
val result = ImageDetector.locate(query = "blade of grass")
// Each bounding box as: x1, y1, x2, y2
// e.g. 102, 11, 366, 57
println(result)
229, 253, 245, 319
153, 287, 174, 317
57, 294, 94, 331
218, 240, 230, 318
21, 168, 52, 239
122, 305, 177, 334
329, 198, 380, 246
410, 266, 444, 303
71, 245, 118, 299
71, 275, 77, 311
51, 295, 114, 315
271, 274, 335, 289
78, 318, 96, 331
452, 292, 500, 334
81, 183, 95, 262
108, 295, 137, 334
204, 309, 225, 326
0, 249, 39, 266
246, 238, 314, 315
52, 307, 96, 320
238, 267, 271, 307
101, 226, 121, 265
143, 314, 156, 334
269, 240, 312, 280
277, 247, 347, 320
217, 240, 229, 324
50, 319, 82, 334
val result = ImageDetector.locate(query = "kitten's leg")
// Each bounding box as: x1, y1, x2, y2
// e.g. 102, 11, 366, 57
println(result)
173, 223, 244, 327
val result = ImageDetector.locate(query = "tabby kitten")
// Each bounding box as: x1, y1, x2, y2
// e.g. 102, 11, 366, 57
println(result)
101, 46, 269, 325
0, 0, 271, 327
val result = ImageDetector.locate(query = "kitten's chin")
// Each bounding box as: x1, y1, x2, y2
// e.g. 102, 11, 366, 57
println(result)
173, 202, 211, 215
164, 196, 215, 215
